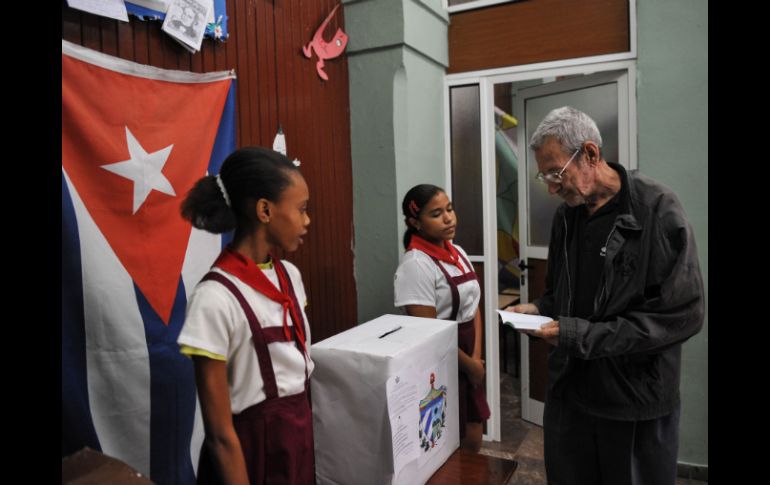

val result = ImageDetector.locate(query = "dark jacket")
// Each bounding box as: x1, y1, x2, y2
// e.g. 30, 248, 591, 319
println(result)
534, 163, 704, 421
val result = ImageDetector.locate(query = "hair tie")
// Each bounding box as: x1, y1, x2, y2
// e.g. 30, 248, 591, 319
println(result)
215, 173, 231, 207
408, 200, 420, 217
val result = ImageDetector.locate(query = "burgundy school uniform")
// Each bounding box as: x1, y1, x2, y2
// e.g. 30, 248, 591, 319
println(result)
394, 236, 490, 438
180, 249, 314, 484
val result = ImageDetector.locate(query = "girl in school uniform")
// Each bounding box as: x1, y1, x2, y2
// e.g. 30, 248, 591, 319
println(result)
178, 147, 313, 484
393, 184, 491, 451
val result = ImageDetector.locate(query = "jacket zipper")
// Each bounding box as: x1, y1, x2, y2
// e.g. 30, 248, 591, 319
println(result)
594, 225, 618, 314
562, 215, 572, 316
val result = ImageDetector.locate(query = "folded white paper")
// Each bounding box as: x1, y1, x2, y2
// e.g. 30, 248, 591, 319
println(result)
67, 0, 129, 22
497, 310, 552, 330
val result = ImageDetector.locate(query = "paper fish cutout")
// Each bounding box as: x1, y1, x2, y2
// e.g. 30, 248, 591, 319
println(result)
302, 4, 348, 81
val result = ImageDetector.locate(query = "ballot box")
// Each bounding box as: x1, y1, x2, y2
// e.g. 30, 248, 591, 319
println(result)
312, 314, 460, 485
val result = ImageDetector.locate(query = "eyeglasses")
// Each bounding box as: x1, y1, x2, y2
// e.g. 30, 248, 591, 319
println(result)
536, 149, 579, 184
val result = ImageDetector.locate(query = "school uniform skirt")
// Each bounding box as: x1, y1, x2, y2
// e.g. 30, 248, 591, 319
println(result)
457, 319, 491, 438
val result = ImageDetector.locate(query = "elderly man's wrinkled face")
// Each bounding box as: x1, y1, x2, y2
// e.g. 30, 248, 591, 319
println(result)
534, 137, 590, 207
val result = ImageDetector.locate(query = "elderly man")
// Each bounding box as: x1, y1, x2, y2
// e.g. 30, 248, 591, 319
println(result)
509, 106, 704, 485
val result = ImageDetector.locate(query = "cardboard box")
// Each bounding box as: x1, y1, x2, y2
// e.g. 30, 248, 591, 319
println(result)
312, 314, 459, 485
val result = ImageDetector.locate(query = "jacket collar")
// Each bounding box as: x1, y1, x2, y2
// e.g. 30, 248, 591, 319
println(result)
606, 162, 642, 232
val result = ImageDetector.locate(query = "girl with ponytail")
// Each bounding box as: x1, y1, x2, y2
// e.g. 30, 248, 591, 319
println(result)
178, 146, 314, 484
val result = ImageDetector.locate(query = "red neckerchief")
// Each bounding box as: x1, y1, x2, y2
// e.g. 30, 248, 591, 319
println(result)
407, 234, 466, 273
213, 247, 306, 353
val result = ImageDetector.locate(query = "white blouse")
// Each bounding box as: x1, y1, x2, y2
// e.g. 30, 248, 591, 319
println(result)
178, 261, 313, 413
393, 244, 480, 323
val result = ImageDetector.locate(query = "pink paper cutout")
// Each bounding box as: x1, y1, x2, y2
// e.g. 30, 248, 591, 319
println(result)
302, 4, 348, 81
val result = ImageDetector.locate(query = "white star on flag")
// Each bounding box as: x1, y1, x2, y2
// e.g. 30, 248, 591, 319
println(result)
102, 127, 176, 214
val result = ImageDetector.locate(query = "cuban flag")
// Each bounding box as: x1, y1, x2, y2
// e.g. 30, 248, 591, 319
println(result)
62, 39, 236, 484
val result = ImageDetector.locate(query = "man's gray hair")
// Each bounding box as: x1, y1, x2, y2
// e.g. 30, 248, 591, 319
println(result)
529, 106, 602, 154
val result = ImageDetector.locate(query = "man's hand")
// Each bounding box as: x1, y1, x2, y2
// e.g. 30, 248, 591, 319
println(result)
503, 303, 557, 345
505, 303, 539, 315
525, 320, 559, 346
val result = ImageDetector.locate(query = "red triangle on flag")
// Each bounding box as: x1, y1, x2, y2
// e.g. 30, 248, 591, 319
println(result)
62, 55, 232, 324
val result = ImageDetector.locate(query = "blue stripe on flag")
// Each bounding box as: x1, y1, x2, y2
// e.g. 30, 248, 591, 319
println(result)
210, 80, 237, 249
135, 279, 196, 485
208, 81, 236, 175
61, 173, 101, 456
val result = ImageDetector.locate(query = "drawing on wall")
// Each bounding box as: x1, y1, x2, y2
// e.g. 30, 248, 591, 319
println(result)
125, 0, 229, 40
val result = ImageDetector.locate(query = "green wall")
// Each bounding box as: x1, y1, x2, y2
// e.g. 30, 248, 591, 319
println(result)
637, 0, 708, 467
344, 0, 449, 323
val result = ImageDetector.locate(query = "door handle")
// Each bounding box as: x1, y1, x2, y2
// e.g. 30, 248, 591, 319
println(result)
518, 259, 534, 271
518, 260, 533, 286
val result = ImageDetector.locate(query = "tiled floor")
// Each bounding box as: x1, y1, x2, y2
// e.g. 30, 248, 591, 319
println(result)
480, 342, 707, 484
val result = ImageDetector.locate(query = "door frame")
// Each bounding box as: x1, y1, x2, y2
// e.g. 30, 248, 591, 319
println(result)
444, 56, 637, 439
